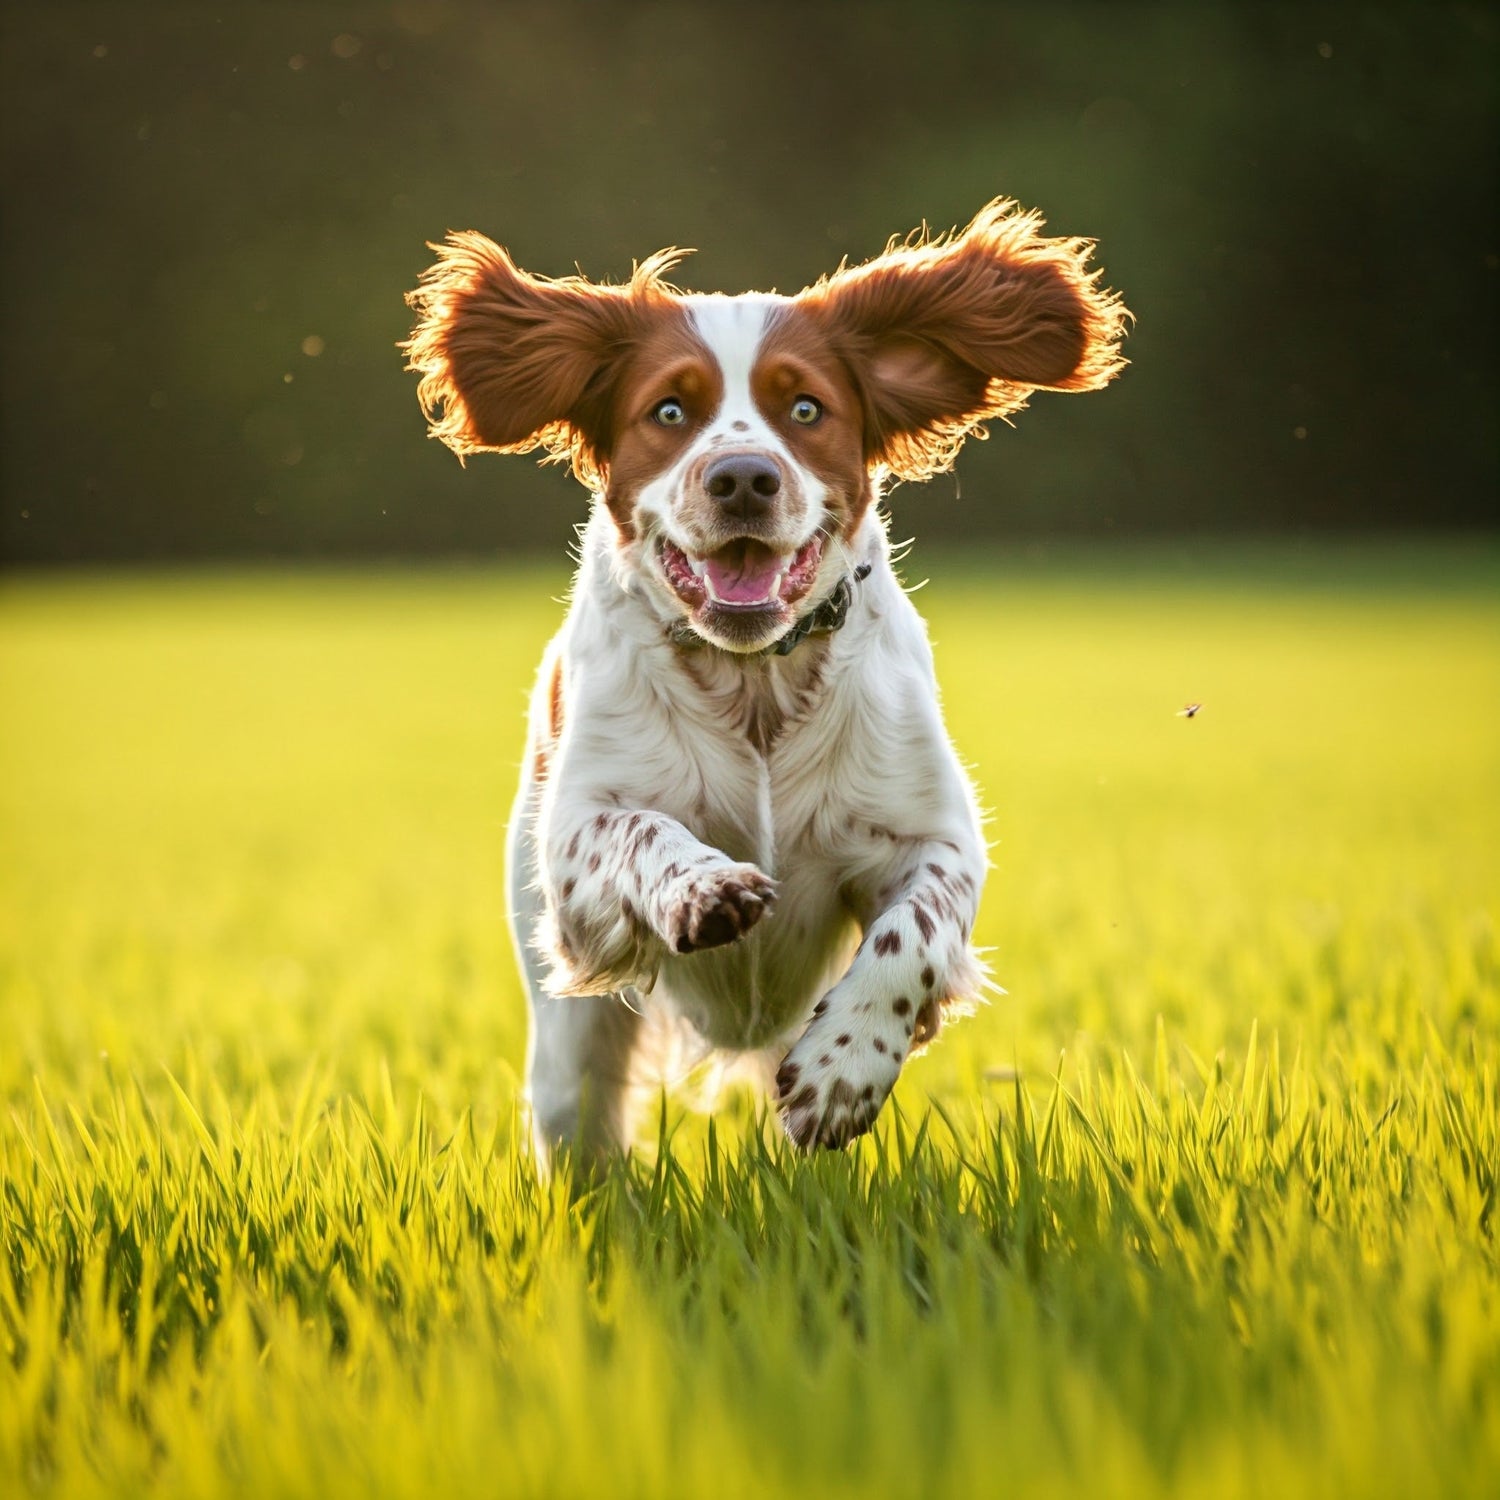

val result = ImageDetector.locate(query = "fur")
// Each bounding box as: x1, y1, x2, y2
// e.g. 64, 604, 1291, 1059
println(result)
403, 199, 1128, 1168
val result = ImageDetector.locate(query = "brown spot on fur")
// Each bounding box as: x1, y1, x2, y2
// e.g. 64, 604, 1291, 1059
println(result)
588, 853, 601, 873
873, 929, 902, 957
790, 1084, 817, 1111
920, 965, 935, 991
913, 904, 936, 944
561, 879, 576, 899
873, 1037, 887, 1054
594, 812, 610, 833
912, 997, 942, 1048
567, 832, 580, 861
836, 1034, 851, 1047
819, 1054, 833, 1067
893, 997, 911, 1017
529, 741, 551, 787
743, 690, 785, 759
546, 653, 565, 740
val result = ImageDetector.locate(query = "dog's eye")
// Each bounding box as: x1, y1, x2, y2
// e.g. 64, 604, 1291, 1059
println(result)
790, 397, 823, 426
652, 399, 687, 426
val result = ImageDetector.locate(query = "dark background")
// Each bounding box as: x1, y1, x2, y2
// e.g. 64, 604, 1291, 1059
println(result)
2, 1, 1495, 564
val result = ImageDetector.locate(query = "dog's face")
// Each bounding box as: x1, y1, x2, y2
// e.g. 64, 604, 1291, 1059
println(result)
600, 295, 868, 651
404, 201, 1127, 652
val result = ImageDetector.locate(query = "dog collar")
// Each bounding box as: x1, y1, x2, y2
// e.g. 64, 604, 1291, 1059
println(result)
668, 562, 872, 658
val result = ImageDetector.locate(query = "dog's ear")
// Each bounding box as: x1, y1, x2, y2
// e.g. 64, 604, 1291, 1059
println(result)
402, 234, 682, 485
795, 200, 1129, 481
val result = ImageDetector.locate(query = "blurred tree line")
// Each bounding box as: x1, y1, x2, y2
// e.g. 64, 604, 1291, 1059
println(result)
1, 1, 1495, 563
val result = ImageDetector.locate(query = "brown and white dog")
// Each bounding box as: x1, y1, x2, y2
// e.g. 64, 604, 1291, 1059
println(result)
403, 200, 1127, 1170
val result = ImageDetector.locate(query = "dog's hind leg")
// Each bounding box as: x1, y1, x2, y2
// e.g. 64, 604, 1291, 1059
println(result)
525, 988, 642, 1175
508, 757, 641, 1176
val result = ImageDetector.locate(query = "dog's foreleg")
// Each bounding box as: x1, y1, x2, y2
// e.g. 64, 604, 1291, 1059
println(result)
539, 807, 778, 996
775, 842, 984, 1149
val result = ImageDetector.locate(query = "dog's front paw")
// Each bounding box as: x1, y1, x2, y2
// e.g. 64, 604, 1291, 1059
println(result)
775, 1008, 904, 1151
667, 863, 777, 954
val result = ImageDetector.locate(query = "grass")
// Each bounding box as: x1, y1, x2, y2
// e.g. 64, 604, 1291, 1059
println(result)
1, 537, 1497, 1498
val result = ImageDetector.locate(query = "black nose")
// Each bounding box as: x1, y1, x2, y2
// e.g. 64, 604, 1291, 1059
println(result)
704, 454, 781, 522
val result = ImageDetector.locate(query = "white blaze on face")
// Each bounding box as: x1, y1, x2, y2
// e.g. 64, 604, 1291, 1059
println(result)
688, 295, 785, 454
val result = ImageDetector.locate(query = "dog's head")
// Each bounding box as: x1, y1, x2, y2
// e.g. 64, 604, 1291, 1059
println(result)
403, 200, 1127, 652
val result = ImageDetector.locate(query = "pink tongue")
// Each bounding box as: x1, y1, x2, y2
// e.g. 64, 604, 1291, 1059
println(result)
705, 542, 782, 604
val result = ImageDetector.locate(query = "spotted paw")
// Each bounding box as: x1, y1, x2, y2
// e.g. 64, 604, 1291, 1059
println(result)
667, 863, 777, 954
775, 1011, 904, 1151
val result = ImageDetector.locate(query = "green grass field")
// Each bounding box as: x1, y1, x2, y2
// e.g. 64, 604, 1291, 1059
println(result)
2, 540, 1498, 1498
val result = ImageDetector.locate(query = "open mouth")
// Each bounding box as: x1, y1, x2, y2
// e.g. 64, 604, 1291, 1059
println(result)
659, 535, 824, 614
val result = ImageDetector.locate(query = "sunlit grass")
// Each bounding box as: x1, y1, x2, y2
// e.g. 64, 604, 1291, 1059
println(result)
2, 540, 1497, 1498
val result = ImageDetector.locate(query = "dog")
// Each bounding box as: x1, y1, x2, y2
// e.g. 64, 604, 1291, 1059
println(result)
403, 199, 1127, 1169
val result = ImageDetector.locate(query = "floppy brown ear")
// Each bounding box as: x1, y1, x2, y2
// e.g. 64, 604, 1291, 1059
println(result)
795, 199, 1130, 481
401, 234, 681, 484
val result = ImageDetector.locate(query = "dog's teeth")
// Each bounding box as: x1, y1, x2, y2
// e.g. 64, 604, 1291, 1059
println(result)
688, 557, 707, 578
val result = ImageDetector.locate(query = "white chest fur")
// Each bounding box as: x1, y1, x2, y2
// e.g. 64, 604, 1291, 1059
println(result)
514, 508, 985, 1055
